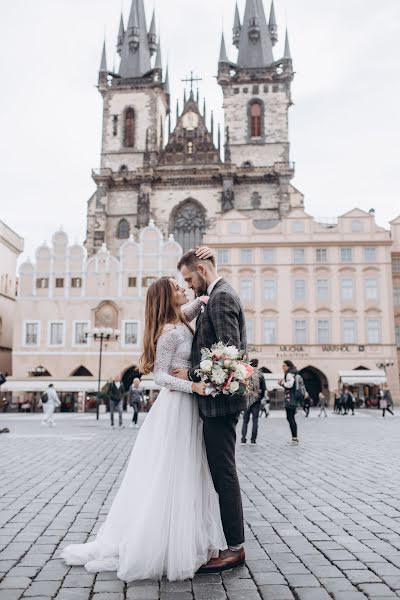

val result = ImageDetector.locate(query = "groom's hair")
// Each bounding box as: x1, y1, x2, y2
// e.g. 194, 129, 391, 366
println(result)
177, 249, 216, 271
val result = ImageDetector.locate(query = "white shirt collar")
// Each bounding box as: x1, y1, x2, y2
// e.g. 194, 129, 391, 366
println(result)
207, 277, 222, 296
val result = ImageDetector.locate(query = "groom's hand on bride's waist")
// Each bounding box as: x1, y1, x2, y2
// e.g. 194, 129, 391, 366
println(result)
171, 368, 189, 381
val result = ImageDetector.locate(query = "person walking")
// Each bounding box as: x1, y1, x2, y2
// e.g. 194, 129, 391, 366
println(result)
129, 378, 145, 428
318, 390, 328, 417
278, 360, 304, 445
302, 391, 311, 417
380, 385, 394, 417
333, 389, 341, 413
108, 375, 125, 428
260, 390, 270, 418
41, 384, 61, 426
346, 388, 355, 415
241, 359, 267, 445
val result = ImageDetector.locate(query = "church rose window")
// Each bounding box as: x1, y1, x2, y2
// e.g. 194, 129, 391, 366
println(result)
117, 219, 130, 239
124, 108, 135, 147
250, 102, 262, 138
171, 200, 206, 252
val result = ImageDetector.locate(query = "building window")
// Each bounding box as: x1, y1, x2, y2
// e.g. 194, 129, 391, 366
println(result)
187, 141, 193, 155
124, 108, 135, 147
294, 279, 306, 301
364, 247, 377, 262
341, 247, 353, 263
317, 320, 330, 344
294, 320, 307, 344
240, 248, 252, 264
293, 248, 305, 264
394, 287, 400, 306
25, 322, 39, 346
341, 278, 354, 300
55, 278, 64, 288
124, 321, 139, 345
316, 279, 329, 300
263, 248, 276, 264
396, 325, 400, 348
128, 277, 137, 288
36, 278, 49, 289
74, 322, 89, 345
263, 279, 276, 301
249, 101, 263, 138
240, 279, 253, 301
246, 319, 255, 344
263, 319, 276, 344
343, 319, 357, 344
142, 277, 158, 288
393, 257, 400, 273
217, 249, 230, 265
113, 115, 118, 136
367, 319, 380, 344
292, 221, 304, 233
117, 219, 130, 239
49, 322, 64, 346
316, 248, 328, 263
365, 278, 378, 301
71, 278, 82, 289
172, 199, 206, 252
351, 220, 363, 232
94, 231, 105, 244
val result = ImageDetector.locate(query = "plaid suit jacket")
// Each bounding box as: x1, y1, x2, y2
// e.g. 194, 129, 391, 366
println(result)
190, 278, 255, 417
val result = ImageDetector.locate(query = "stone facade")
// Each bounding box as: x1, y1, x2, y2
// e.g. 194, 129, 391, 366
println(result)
204, 207, 400, 403
0, 221, 24, 375
85, 0, 301, 257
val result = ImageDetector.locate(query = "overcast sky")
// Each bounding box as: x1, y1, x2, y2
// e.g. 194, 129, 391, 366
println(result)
1, 0, 399, 260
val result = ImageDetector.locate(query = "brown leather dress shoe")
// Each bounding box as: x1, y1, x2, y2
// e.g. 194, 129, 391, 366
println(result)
197, 548, 245, 574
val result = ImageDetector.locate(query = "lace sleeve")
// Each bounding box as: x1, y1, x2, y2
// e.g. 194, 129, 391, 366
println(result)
153, 327, 193, 394
182, 297, 204, 322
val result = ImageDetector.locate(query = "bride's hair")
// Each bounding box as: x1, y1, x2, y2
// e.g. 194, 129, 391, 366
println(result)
139, 277, 187, 375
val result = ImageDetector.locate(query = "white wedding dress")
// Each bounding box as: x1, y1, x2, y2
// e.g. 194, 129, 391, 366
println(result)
61, 298, 226, 582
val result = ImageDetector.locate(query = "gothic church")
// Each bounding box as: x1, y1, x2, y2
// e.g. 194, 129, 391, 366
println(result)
85, 0, 303, 256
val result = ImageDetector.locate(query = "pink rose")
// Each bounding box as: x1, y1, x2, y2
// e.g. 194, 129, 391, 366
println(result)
198, 295, 209, 304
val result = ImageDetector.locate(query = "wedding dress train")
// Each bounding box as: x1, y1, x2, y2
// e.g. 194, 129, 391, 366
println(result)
61, 299, 226, 581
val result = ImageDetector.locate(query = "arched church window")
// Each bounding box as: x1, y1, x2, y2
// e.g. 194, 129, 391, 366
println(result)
124, 108, 135, 147
117, 219, 130, 239
249, 101, 263, 138
171, 200, 206, 252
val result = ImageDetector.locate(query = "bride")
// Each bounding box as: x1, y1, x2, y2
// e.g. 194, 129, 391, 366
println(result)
61, 257, 227, 581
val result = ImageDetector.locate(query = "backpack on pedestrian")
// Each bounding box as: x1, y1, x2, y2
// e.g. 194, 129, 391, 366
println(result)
41, 392, 48, 404
294, 373, 306, 405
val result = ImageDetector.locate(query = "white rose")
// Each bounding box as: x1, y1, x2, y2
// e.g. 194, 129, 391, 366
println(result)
229, 381, 240, 393
234, 364, 247, 379
223, 346, 238, 359
211, 366, 226, 385
200, 359, 213, 373
223, 359, 232, 368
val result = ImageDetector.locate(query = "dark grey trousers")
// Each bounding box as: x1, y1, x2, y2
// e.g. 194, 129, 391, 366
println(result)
201, 412, 244, 547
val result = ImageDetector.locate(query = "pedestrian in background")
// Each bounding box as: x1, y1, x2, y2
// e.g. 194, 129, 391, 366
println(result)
41, 384, 61, 427
318, 390, 328, 417
278, 360, 304, 445
302, 391, 311, 417
334, 389, 341, 413
346, 388, 355, 415
108, 375, 125, 428
129, 378, 145, 428
260, 390, 270, 418
241, 359, 266, 445
380, 385, 394, 417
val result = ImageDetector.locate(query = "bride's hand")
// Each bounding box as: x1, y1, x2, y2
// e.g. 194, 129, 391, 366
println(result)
192, 382, 207, 396
195, 246, 216, 263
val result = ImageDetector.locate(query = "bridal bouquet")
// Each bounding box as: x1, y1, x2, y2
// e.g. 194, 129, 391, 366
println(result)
195, 341, 254, 397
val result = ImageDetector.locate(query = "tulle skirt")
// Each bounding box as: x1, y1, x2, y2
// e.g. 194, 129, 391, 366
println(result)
61, 388, 226, 581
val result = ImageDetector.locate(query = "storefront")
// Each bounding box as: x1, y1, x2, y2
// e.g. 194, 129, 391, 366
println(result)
338, 370, 387, 408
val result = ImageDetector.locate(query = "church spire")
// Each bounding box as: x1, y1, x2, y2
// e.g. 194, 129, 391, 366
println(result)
219, 32, 228, 63
119, 0, 151, 79
233, 3, 241, 48
99, 40, 107, 73
155, 40, 162, 70
148, 10, 157, 56
164, 65, 170, 95
284, 29, 291, 60
117, 14, 125, 56
269, 0, 278, 46
237, 0, 274, 68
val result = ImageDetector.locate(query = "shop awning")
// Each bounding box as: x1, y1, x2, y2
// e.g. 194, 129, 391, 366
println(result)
0, 377, 160, 393
264, 374, 282, 391
338, 370, 386, 386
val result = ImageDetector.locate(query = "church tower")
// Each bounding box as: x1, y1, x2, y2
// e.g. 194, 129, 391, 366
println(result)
218, 0, 295, 214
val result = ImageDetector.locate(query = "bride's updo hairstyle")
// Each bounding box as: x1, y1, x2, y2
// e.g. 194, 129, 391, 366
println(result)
139, 277, 186, 375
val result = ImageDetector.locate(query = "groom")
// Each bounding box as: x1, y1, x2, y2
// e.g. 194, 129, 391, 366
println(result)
174, 248, 254, 572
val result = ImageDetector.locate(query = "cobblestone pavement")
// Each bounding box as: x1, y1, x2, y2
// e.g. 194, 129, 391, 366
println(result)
1, 408, 400, 600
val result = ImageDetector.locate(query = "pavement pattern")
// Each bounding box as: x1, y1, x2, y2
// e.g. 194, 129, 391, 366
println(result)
0, 408, 400, 600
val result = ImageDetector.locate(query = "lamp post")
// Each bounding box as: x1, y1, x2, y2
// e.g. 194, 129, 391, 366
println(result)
85, 327, 120, 420
376, 359, 395, 372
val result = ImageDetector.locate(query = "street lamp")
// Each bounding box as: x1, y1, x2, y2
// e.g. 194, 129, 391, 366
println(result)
376, 359, 395, 372
85, 327, 120, 420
